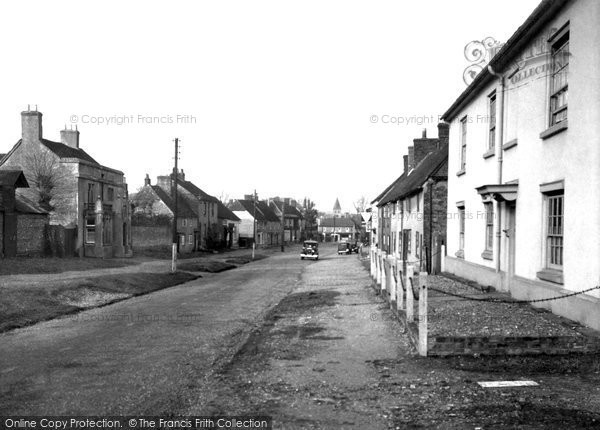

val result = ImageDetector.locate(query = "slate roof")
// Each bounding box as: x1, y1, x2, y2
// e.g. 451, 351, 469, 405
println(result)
151, 186, 197, 218
377, 145, 448, 206
320, 217, 356, 228
0, 170, 29, 188
372, 172, 406, 205
178, 180, 220, 204
217, 201, 240, 221
230, 199, 280, 222
40, 139, 99, 164
270, 200, 303, 218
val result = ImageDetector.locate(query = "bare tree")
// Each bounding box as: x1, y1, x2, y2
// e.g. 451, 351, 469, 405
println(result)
218, 191, 230, 204
22, 151, 72, 213
353, 195, 369, 213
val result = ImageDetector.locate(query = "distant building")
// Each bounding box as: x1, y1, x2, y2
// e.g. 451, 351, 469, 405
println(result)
318, 216, 358, 242
269, 197, 303, 242
229, 197, 280, 247
131, 174, 199, 253
0, 108, 132, 258
132, 171, 224, 250
375, 126, 448, 273
333, 198, 342, 217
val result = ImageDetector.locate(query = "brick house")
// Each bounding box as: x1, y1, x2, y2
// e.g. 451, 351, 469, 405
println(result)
131, 174, 199, 253
374, 124, 448, 274
441, 0, 600, 330
0, 170, 48, 257
0, 109, 132, 258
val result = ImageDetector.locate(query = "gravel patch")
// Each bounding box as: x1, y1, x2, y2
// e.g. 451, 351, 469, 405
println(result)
427, 276, 583, 338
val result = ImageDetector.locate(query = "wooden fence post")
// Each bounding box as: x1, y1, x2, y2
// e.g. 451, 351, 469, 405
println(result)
396, 258, 403, 311
381, 252, 387, 294
376, 249, 381, 286
389, 257, 396, 310
405, 265, 414, 322
369, 246, 375, 280
418, 272, 428, 356
440, 245, 446, 273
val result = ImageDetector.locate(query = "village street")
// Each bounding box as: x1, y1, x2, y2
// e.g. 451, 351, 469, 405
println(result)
1, 245, 600, 428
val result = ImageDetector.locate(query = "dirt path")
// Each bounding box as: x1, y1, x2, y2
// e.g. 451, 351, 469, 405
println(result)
191, 246, 409, 428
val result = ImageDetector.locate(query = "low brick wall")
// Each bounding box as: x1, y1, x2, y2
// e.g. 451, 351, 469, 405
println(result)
428, 335, 600, 357
370, 276, 600, 357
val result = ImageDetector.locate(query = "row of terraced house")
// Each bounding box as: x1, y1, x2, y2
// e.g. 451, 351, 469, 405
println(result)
370, 0, 600, 331
0, 109, 305, 258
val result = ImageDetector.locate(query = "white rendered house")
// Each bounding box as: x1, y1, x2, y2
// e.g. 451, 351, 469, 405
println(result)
442, 0, 600, 330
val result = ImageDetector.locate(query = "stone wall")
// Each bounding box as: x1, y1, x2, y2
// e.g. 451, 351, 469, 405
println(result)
131, 225, 171, 248
17, 214, 47, 255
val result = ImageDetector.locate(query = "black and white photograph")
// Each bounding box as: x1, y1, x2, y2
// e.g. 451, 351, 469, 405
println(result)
1, 0, 600, 428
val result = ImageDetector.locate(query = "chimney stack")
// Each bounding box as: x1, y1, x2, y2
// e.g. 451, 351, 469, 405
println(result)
413, 134, 440, 166
21, 107, 43, 143
403, 155, 409, 174
156, 175, 172, 190
144, 174, 151, 186
437, 121, 450, 147
407, 146, 414, 170
60, 126, 80, 149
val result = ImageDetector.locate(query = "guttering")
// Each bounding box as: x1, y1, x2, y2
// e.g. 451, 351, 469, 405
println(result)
441, 0, 570, 122
488, 64, 505, 273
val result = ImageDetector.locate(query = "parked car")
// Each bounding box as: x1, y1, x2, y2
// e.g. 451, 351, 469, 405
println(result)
301, 240, 319, 260
350, 241, 360, 254
337, 241, 351, 255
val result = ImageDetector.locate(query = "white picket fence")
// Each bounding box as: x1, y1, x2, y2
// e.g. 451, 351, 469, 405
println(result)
370, 247, 429, 356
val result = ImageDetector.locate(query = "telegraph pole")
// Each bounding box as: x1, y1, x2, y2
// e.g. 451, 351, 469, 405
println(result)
171, 137, 179, 273
252, 189, 257, 260
280, 199, 285, 252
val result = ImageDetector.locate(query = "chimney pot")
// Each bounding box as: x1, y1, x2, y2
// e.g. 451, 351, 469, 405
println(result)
21, 110, 43, 143
144, 174, 151, 186
422, 128, 427, 138
437, 121, 450, 147
60, 128, 80, 149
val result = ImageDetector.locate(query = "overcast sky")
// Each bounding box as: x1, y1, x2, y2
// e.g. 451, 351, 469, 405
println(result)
0, 0, 540, 213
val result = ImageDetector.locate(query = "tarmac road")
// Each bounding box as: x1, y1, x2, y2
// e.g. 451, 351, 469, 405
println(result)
3, 244, 600, 428
0, 245, 311, 415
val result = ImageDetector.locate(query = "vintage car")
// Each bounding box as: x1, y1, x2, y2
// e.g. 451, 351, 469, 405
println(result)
301, 240, 319, 260
337, 241, 351, 255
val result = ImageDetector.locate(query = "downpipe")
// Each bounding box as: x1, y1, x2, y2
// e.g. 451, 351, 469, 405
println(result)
488, 65, 505, 273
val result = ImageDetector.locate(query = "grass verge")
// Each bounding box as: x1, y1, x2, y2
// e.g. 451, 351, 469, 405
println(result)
0, 271, 199, 333
0, 257, 137, 276
178, 261, 237, 273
